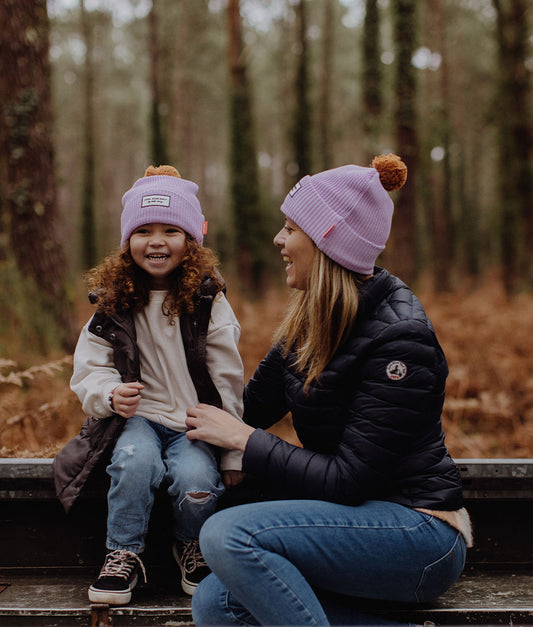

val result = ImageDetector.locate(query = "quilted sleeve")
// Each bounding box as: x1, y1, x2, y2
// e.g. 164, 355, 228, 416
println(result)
243, 345, 290, 430
243, 320, 450, 505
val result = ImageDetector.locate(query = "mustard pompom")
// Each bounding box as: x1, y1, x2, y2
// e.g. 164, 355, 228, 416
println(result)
144, 165, 181, 179
371, 154, 407, 191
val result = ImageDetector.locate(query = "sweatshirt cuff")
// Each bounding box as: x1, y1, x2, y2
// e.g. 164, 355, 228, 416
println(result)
101, 382, 120, 415
220, 448, 243, 471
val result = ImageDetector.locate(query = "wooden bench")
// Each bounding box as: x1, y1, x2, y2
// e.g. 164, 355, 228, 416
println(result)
0, 458, 532, 626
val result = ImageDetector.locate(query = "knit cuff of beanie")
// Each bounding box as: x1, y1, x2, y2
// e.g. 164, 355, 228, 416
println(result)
120, 165, 206, 247
281, 154, 407, 274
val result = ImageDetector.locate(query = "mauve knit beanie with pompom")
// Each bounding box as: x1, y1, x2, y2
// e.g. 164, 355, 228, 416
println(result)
280, 154, 407, 275
120, 165, 207, 247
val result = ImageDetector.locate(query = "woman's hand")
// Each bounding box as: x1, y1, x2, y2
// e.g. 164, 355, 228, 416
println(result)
111, 382, 144, 418
186, 404, 254, 451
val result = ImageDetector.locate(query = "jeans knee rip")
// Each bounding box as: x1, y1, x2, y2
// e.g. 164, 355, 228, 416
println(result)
178, 492, 214, 509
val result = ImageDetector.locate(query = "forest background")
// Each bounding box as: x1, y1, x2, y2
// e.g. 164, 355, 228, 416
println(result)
0, 0, 532, 459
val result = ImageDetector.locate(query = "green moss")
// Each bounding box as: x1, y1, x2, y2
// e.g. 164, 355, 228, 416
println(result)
0, 259, 65, 361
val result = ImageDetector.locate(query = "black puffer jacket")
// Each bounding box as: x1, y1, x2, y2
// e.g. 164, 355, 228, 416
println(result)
242, 267, 463, 511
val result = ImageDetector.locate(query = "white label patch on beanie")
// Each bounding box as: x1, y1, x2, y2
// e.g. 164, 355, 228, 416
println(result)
288, 182, 301, 197
142, 194, 171, 208
386, 361, 407, 381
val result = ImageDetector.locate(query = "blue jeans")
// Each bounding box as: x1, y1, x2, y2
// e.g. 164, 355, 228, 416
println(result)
106, 416, 224, 553
192, 499, 466, 626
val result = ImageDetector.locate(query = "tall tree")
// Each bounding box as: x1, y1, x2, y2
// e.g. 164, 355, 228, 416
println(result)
362, 0, 383, 160
492, 0, 533, 291
291, 0, 312, 181
440, 2, 491, 280
149, 0, 168, 166
79, 0, 97, 269
390, 0, 419, 285
318, 0, 335, 171
0, 0, 76, 350
428, 0, 453, 291
227, 0, 267, 292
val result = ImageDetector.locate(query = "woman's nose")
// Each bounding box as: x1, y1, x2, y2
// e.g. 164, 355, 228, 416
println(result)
273, 229, 284, 248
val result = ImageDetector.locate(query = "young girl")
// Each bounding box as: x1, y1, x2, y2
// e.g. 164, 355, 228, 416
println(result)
68, 165, 244, 605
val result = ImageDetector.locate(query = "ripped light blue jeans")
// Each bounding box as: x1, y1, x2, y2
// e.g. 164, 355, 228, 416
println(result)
192, 499, 466, 626
106, 415, 224, 554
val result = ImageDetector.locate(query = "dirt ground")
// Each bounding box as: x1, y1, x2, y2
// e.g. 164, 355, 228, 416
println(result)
1, 279, 532, 459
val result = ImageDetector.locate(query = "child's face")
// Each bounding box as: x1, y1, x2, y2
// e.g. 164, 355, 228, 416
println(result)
130, 223, 187, 289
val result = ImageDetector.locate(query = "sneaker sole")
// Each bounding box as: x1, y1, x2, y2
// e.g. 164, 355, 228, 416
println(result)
172, 544, 197, 596
88, 574, 138, 605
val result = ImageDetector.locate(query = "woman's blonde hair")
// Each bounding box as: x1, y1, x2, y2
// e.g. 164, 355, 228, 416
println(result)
85, 236, 223, 320
273, 247, 368, 386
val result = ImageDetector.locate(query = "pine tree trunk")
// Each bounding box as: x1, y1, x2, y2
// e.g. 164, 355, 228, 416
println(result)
318, 0, 334, 171
492, 0, 533, 291
390, 0, 418, 285
362, 0, 383, 161
292, 0, 312, 181
149, 0, 168, 166
227, 0, 266, 293
79, 0, 97, 269
0, 0, 77, 350
429, 0, 453, 291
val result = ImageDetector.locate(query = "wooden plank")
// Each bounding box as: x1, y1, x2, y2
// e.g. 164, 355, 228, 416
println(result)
1, 570, 532, 625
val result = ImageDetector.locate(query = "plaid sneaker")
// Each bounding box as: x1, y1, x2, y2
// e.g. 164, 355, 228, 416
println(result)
173, 540, 211, 595
88, 549, 147, 605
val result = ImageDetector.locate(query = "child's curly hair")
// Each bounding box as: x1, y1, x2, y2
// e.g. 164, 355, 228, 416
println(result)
86, 236, 223, 320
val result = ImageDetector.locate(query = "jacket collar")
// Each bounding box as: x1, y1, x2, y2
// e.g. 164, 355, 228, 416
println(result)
355, 266, 391, 323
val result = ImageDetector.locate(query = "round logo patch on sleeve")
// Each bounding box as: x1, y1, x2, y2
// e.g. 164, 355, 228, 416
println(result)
386, 360, 407, 381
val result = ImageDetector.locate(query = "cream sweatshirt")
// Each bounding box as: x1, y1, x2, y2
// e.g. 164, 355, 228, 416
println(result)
70, 291, 244, 471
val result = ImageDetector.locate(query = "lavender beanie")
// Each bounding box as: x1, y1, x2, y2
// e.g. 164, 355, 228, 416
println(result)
281, 154, 407, 274
120, 165, 206, 247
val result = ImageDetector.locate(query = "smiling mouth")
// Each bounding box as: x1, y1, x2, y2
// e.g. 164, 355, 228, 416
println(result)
146, 254, 169, 260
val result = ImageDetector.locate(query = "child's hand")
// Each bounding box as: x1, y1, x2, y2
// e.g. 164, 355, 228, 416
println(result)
111, 382, 144, 418
222, 470, 245, 488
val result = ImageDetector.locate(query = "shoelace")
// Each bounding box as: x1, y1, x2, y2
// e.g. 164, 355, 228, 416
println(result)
100, 549, 147, 583
180, 541, 208, 574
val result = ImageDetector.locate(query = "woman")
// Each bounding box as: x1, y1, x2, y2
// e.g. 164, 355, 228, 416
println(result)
185, 154, 472, 626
